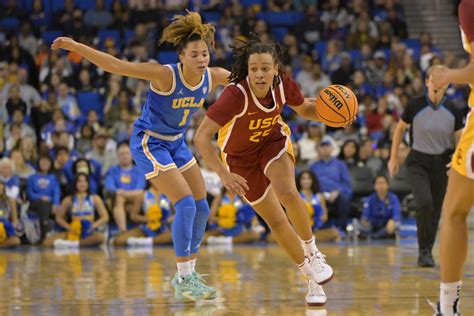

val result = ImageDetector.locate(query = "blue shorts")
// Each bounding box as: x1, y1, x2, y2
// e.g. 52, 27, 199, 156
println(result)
130, 127, 196, 180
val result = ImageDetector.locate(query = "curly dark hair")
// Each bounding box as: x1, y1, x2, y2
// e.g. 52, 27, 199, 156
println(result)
159, 11, 215, 54
228, 34, 285, 84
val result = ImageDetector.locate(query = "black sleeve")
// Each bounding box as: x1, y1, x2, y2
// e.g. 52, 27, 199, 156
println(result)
453, 105, 464, 131
401, 98, 416, 124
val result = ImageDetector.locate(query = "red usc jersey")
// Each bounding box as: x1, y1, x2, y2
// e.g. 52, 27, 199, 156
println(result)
207, 73, 304, 167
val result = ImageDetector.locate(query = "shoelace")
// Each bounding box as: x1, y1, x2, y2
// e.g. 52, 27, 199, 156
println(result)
306, 277, 322, 296
190, 273, 214, 290
311, 252, 327, 273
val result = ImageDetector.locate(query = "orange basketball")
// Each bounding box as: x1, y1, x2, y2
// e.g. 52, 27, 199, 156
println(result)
316, 85, 358, 128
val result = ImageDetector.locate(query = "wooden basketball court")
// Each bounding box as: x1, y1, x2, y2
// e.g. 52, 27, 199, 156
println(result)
0, 236, 472, 315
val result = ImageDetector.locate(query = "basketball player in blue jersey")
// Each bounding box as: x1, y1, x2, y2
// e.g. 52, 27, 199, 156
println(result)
52, 12, 231, 301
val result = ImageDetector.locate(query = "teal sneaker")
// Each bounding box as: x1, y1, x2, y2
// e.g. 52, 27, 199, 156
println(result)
171, 272, 218, 300
171, 274, 208, 302
191, 272, 218, 300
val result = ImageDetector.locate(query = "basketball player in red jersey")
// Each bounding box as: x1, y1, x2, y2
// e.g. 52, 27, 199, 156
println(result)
194, 37, 335, 306
429, 0, 474, 315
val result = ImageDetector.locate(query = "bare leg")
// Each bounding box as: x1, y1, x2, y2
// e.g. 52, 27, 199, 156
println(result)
153, 230, 173, 245
79, 232, 105, 247
42, 232, 68, 247
0, 236, 21, 248
113, 195, 127, 232
265, 153, 313, 241
440, 170, 474, 282
113, 228, 146, 246
253, 187, 305, 264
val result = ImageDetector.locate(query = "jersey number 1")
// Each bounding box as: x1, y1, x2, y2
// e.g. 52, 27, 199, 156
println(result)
179, 109, 190, 126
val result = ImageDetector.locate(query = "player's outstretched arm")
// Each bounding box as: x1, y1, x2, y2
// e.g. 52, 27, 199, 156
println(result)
51, 37, 170, 81
209, 67, 230, 91
432, 48, 474, 88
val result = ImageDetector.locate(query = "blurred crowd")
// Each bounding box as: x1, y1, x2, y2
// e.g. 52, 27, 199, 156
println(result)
0, 0, 470, 246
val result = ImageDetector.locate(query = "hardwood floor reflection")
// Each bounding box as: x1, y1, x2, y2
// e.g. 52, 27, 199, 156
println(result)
0, 237, 472, 315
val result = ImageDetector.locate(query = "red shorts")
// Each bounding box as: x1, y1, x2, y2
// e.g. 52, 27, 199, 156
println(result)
224, 132, 294, 205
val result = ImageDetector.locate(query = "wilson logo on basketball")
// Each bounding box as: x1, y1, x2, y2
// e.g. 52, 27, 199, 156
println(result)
323, 89, 343, 110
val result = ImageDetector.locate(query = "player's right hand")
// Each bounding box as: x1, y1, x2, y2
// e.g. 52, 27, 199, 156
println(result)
51, 37, 78, 51
388, 158, 399, 177
220, 171, 249, 197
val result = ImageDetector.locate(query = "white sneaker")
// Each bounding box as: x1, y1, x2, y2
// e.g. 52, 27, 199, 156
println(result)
306, 277, 327, 306
127, 237, 153, 247
53, 239, 79, 249
309, 252, 333, 285
207, 236, 232, 245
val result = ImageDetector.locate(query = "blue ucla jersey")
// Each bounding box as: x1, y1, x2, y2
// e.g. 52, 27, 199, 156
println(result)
71, 195, 95, 222
135, 63, 212, 135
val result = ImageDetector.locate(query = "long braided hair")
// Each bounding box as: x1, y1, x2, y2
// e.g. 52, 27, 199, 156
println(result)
228, 34, 285, 84
159, 11, 215, 54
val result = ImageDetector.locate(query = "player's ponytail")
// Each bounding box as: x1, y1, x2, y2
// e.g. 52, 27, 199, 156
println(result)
229, 34, 285, 84
159, 11, 215, 54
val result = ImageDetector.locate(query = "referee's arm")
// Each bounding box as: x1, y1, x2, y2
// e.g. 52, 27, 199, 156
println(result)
388, 119, 409, 177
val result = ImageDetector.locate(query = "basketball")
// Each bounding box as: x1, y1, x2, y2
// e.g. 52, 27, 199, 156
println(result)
316, 85, 358, 128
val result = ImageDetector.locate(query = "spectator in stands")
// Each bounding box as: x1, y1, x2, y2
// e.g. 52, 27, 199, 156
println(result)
65, 9, 94, 43
268, 0, 292, 11
310, 139, 352, 230
43, 173, 109, 248
113, 185, 173, 247
104, 80, 122, 124
297, 170, 339, 241
10, 147, 35, 181
111, 108, 134, 143
30, 0, 49, 33
4, 123, 22, 152
76, 68, 95, 92
52, 146, 71, 197
299, 5, 324, 47
376, 21, 393, 50
359, 175, 401, 239
52, 0, 76, 29
66, 158, 101, 195
0, 180, 20, 248
3, 109, 36, 144
0, 157, 20, 202
324, 19, 345, 42
76, 125, 95, 155
332, 123, 361, 145
84, 0, 114, 30
129, 23, 156, 58
364, 51, 387, 86
321, 0, 351, 29
386, 8, 407, 39
19, 21, 38, 58
5, 84, 27, 119
110, 0, 130, 31
105, 142, 146, 232
348, 19, 377, 50
322, 40, 343, 74
17, 137, 38, 165
331, 52, 355, 86
307, 63, 332, 97
338, 140, 359, 169
358, 139, 383, 176
298, 121, 323, 163
27, 155, 60, 242
296, 56, 315, 94
350, 10, 378, 38
86, 129, 118, 176
57, 82, 80, 122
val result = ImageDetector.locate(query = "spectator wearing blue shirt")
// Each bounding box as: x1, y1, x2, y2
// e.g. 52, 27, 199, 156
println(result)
105, 142, 146, 232
27, 156, 60, 241
360, 175, 401, 239
309, 139, 352, 230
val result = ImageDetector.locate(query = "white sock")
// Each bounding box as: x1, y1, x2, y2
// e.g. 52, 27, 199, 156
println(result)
177, 261, 192, 281
139, 237, 153, 246
440, 281, 461, 315
298, 258, 315, 279
300, 236, 319, 258
190, 259, 196, 273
